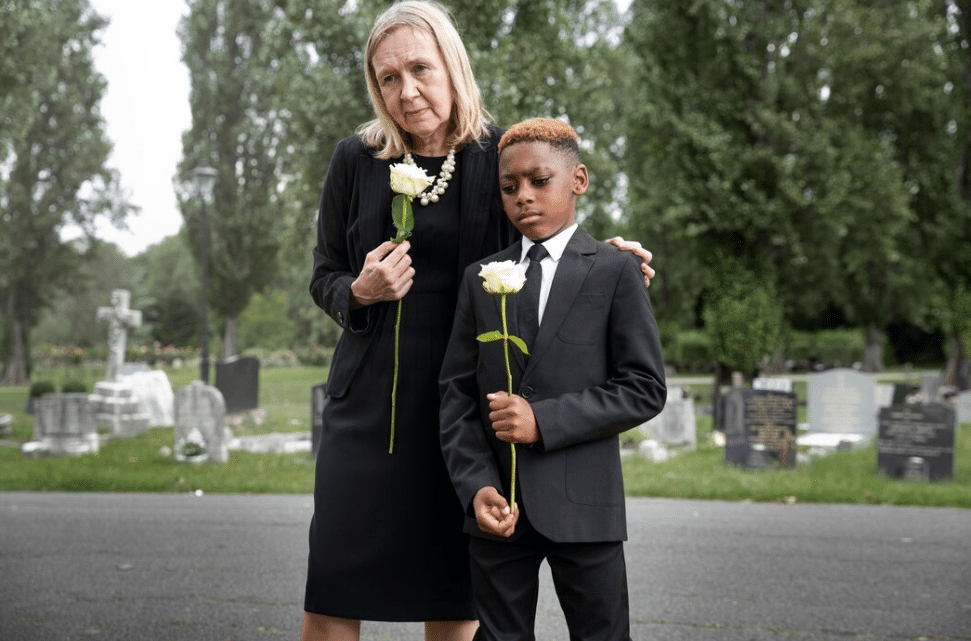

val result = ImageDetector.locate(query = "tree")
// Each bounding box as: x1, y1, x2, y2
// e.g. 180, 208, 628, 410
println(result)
0, 0, 130, 384
177, 0, 286, 359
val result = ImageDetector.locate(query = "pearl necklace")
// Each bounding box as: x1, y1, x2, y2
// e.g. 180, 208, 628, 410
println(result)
403, 147, 456, 206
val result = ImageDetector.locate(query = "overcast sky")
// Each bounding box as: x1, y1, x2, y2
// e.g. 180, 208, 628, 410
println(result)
84, 0, 632, 257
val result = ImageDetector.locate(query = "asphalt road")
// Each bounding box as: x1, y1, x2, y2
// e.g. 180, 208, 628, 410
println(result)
1, 493, 969, 640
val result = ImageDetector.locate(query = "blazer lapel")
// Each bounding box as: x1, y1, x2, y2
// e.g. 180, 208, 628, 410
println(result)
524, 228, 596, 373
457, 135, 499, 283
359, 154, 393, 251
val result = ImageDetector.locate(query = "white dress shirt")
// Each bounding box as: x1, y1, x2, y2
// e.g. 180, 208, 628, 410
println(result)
519, 223, 578, 326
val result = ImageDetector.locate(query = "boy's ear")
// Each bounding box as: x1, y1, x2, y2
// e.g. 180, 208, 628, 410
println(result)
572, 164, 589, 196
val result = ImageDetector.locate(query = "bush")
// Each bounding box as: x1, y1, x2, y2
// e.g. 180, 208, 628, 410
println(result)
61, 380, 88, 394
29, 381, 56, 398
786, 329, 864, 368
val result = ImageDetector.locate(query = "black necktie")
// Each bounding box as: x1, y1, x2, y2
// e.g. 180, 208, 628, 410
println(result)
518, 243, 549, 351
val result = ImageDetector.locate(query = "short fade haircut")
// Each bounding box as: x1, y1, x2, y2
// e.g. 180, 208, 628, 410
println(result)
497, 117, 581, 164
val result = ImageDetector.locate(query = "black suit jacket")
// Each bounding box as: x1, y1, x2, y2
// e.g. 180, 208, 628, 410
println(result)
309, 125, 517, 399
440, 227, 666, 543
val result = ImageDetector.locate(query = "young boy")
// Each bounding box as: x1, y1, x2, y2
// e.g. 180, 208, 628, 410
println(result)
439, 118, 666, 641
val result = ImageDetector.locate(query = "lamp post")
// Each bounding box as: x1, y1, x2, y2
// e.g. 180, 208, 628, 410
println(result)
192, 165, 218, 385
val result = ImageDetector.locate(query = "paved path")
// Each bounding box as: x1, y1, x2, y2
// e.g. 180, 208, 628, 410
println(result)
1, 493, 969, 640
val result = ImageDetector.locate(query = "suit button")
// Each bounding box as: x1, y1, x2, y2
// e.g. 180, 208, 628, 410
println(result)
521, 386, 534, 399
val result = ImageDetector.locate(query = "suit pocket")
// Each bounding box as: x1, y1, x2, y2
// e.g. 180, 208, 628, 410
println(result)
555, 293, 604, 345
325, 331, 372, 398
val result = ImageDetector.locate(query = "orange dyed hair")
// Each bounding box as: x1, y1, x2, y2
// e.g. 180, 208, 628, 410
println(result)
498, 117, 581, 162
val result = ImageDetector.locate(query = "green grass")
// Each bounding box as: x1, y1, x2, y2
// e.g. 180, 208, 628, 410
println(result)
2, 366, 969, 506
622, 415, 971, 508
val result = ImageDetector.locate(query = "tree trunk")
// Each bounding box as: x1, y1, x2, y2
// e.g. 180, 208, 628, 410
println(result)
1, 316, 29, 386
863, 324, 885, 373
941, 338, 964, 389
222, 314, 239, 359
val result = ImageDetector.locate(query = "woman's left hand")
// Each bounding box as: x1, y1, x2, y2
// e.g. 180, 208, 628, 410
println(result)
606, 237, 655, 287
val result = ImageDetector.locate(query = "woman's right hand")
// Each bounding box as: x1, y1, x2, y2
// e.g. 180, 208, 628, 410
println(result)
349, 240, 415, 308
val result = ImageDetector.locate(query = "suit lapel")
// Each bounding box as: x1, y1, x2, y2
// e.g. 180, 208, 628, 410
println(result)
524, 228, 596, 374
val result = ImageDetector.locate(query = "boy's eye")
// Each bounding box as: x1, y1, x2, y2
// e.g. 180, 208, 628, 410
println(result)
532, 176, 550, 186
500, 184, 515, 194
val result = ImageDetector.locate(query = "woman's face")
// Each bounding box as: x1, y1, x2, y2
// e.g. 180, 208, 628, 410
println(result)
372, 27, 454, 155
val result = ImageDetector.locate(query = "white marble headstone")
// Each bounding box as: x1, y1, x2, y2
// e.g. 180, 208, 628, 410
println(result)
174, 382, 228, 463
807, 368, 877, 438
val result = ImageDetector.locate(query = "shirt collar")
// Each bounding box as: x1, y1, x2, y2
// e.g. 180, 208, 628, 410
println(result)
520, 223, 578, 263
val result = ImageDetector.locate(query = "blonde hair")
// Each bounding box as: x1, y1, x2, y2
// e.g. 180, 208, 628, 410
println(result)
359, 0, 492, 159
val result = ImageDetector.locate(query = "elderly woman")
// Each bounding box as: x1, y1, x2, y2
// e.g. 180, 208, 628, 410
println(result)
302, 2, 653, 640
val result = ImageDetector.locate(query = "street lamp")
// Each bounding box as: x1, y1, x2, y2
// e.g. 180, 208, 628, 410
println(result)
192, 165, 218, 384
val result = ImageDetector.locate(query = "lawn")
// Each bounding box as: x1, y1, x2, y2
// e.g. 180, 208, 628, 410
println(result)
1, 365, 968, 507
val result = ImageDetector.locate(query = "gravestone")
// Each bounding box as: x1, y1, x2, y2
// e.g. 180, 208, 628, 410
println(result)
91, 289, 148, 436
874, 383, 895, 409
22, 394, 100, 456
919, 372, 943, 403
892, 383, 919, 405
723, 388, 798, 469
753, 377, 793, 393
877, 404, 955, 482
215, 356, 260, 415
121, 370, 175, 426
0, 413, 12, 437
806, 368, 877, 439
96, 289, 142, 383
955, 390, 971, 426
311, 384, 327, 458
637, 387, 697, 449
174, 381, 228, 463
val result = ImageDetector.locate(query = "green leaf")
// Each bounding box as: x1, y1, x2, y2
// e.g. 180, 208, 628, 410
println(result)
509, 335, 529, 355
476, 330, 503, 343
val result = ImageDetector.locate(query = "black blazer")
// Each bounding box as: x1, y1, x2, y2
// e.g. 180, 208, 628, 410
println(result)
309, 125, 517, 399
439, 227, 666, 543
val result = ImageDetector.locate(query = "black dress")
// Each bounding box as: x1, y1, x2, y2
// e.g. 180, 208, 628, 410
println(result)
305, 151, 475, 621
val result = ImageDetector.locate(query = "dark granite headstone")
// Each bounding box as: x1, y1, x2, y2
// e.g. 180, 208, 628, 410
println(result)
215, 356, 260, 415
723, 388, 798, 469
311, 383, 327, 458
877, 404, 955, 482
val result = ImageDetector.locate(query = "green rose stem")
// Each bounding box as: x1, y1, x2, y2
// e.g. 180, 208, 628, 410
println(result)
388, 194, 414, 455
500, 293, 518, 511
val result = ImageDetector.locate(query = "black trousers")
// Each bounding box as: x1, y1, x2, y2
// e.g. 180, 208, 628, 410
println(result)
469, 522, 631, 641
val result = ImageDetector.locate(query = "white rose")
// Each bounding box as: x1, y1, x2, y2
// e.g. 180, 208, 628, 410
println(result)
478, 260, 527, 295
389, 163, 434, 199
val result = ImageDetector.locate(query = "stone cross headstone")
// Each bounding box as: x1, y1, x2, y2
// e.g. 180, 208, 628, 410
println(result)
954, 390, 971, 426
637, 387, 697, 449
23, 394, 100, 456
723, 388, 798, 469
877, 403, 955, 482
215, 356, 260, 415
807, 368, 877, 439
96, 289, 142, 383
174, 381, 228, 463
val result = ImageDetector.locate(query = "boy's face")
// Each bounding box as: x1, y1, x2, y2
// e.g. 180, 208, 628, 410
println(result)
498, 140, 588, 242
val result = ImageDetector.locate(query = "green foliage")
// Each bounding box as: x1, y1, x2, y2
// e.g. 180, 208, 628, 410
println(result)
29, 381, 56, 398
238, 291, 297, 352
0, 0, 133, 384
786, 329, 866, 367
60, 380, 88, 394
704, 272, 784, 375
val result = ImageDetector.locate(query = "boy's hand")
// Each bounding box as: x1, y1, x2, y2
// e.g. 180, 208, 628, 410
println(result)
473, 486, 518, 537
488, 392, 540, 444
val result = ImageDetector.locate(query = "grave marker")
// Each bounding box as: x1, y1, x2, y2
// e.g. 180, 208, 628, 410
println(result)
723, 388, 798, 469
174, 381, 228, 463
807, 368, 877, 439
215, 356, 260, 415
877, 404, 955, 482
